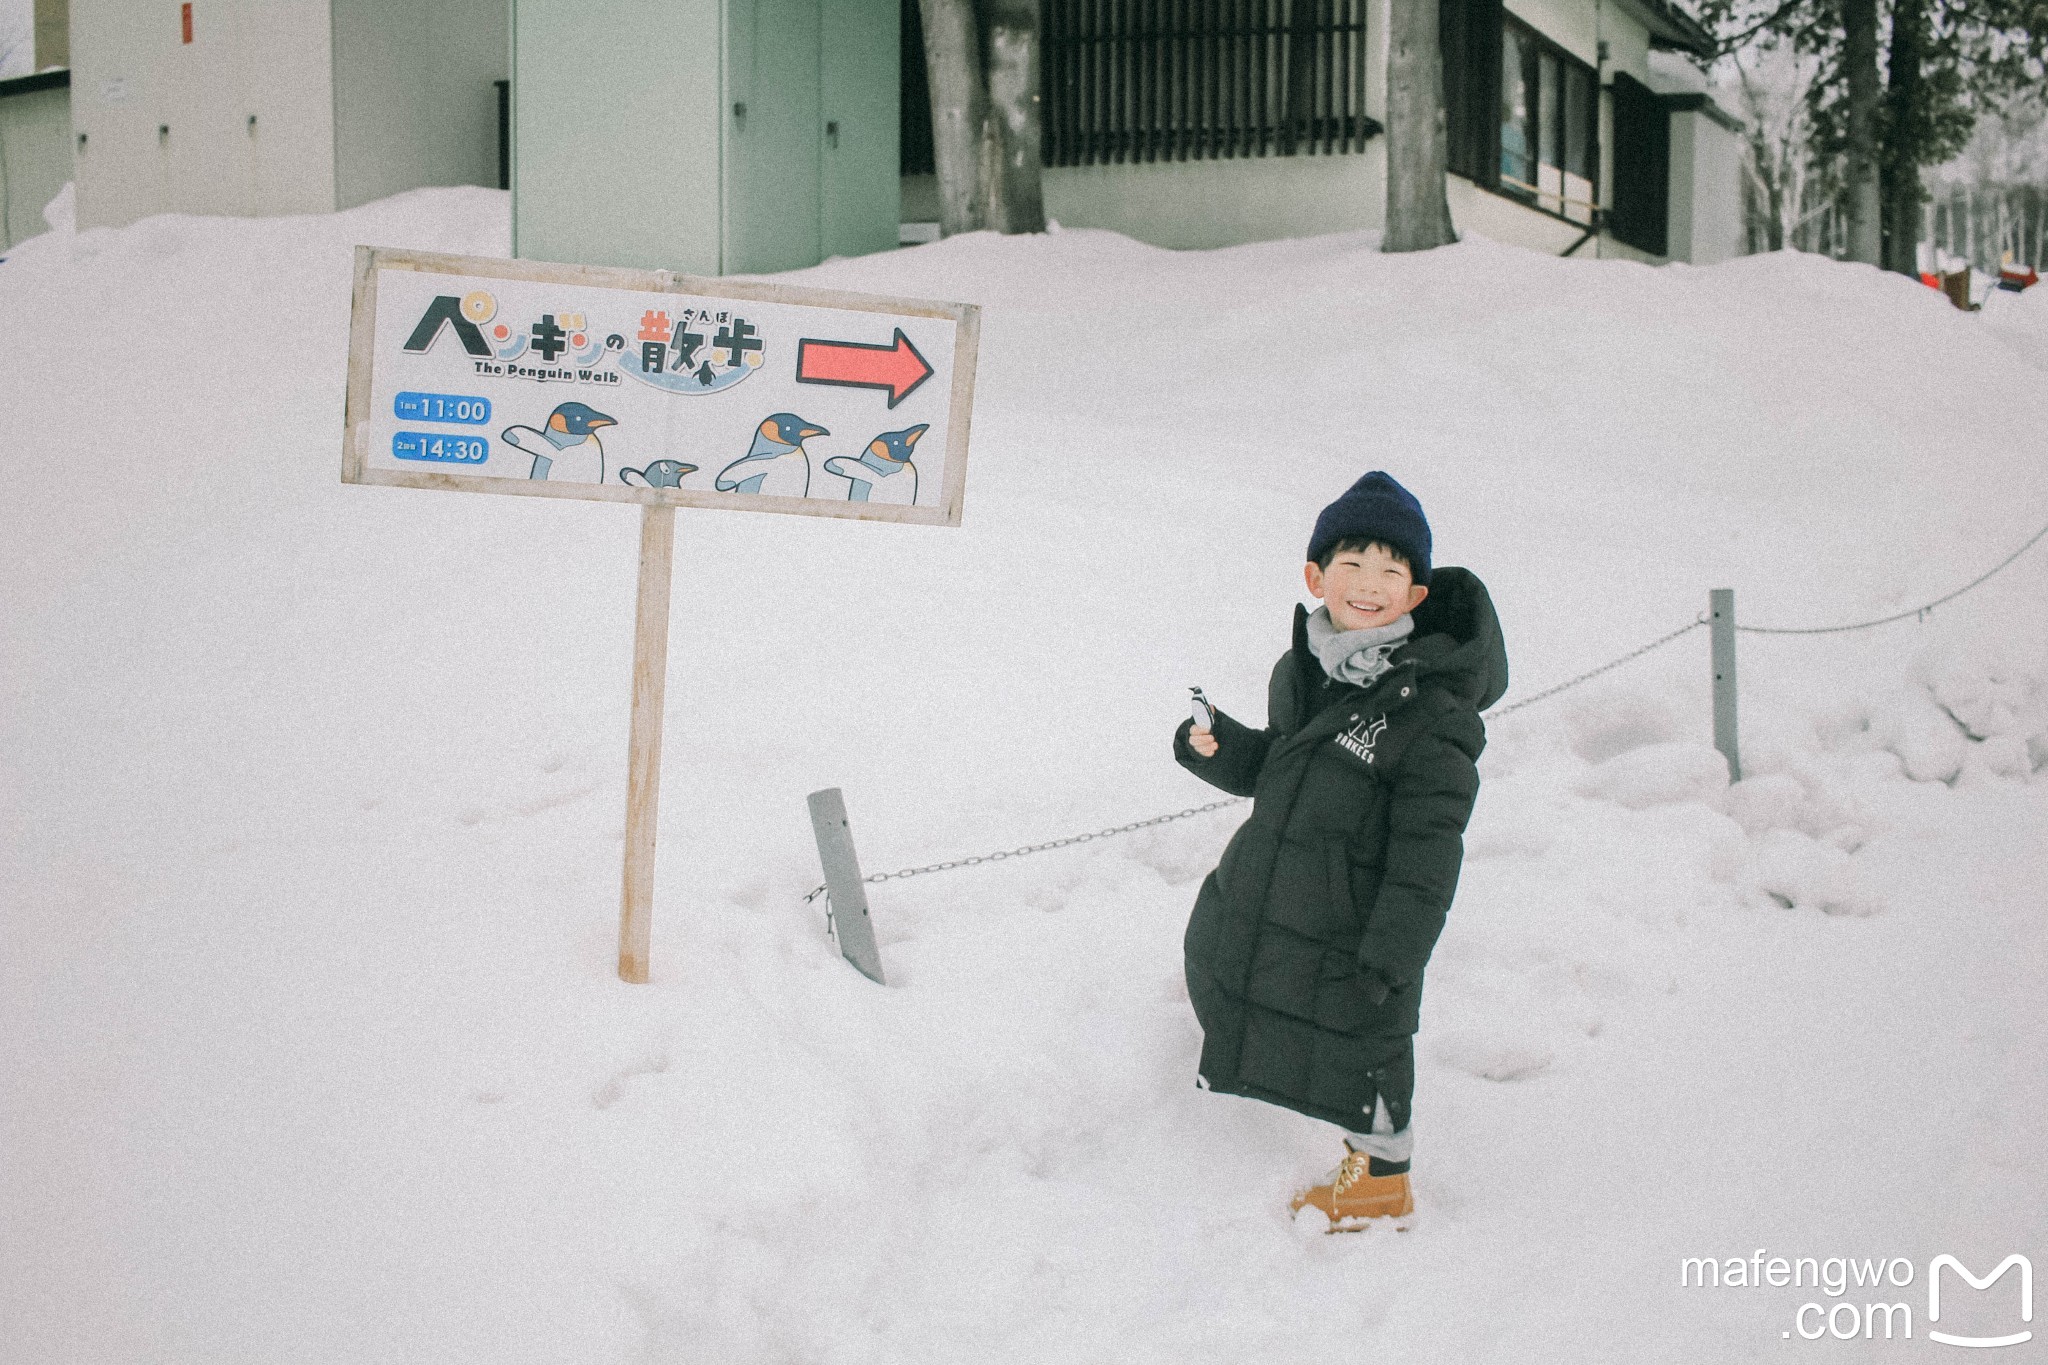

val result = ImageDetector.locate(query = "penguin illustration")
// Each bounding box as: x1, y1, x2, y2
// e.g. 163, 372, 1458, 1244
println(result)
824, 424, 927, 505
714, 413, 828, 497
500, 402, 617, 483
619, 460, 697, 489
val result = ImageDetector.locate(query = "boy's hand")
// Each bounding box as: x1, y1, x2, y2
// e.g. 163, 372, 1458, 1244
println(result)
1187, 726, 1218, 759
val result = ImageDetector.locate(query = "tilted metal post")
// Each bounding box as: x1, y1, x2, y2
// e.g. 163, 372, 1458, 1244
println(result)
807, 788, 886, 985
1710, 588, 1741, 782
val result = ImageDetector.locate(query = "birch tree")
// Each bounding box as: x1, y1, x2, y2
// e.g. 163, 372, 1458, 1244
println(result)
1697, 0, 2047, 275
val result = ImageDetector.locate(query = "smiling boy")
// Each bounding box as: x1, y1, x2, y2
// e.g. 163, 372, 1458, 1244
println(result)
1174, 471, 1507, 1229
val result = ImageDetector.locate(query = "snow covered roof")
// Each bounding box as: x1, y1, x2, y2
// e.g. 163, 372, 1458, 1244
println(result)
1611, 0, 1718, 58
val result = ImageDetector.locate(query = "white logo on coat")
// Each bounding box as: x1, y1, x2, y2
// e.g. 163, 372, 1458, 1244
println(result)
1334, 714, 1388, 764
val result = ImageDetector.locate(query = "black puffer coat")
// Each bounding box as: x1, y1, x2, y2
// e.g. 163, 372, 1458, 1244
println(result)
1173, 567, 1508, 1129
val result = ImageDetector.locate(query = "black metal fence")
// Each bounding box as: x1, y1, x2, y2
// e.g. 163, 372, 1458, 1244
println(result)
1041, 0, 1377, 167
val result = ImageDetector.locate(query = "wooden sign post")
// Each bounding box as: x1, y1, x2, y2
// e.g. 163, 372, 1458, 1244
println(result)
343, 247, 979, 983
619, 504, 675, 983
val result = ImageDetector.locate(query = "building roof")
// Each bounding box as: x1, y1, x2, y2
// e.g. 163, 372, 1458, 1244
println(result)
0, 67, 70, 100
1609, 0, 1717, 59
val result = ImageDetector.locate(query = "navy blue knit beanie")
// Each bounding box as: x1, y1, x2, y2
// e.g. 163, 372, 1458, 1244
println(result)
1306, 472, 1432, 584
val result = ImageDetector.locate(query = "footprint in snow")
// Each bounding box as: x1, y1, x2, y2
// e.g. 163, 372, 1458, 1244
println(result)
1432, 1031, 1554, 1083
593, 1053, 672, 1110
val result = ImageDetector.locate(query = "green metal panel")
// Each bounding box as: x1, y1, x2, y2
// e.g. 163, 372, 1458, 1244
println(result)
512, 0, 724, 274
722, 0, 821, 275
820, 0, 899, 259
0, 84, 74, 250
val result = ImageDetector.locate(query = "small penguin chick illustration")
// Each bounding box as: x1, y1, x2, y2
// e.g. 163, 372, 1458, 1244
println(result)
714, 413, 828, 497
619, 460, 698, 489
501, 401, 617, 483
824, 423, 927, 505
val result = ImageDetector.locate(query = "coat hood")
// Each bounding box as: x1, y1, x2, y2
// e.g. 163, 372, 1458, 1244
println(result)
1404, 566, 1508, 711
1293, 565, 1508, 712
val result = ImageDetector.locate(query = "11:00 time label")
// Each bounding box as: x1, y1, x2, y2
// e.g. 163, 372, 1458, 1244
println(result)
394, 391, 491, 424
393, 431, 488, 464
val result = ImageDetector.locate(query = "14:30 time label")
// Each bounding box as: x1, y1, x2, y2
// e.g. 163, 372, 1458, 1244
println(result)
392, 431, 489, 464
393, 391, 491, 424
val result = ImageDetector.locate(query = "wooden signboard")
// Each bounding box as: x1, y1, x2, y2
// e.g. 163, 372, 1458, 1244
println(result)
344, 247, 977, 522
342, 247, 980, 981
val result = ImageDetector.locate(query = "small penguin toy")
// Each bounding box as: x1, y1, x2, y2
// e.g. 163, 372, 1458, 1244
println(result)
500, 402, 617, 483
824, 423, 928, 505
619, 460, 698, 489
715, 413, 829, 497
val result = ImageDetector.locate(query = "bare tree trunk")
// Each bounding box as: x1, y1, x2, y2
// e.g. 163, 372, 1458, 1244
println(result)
922, 0, 991, 236
1964, 183, 1975, 267
921, 0, 1045, 237
1382, 0, 1455, 252
983, 0, 1046, 234
1840, 0, 1883, 265
1879, 0, 1927, 276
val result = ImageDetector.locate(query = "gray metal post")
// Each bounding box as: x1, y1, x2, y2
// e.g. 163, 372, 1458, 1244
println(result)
806, 788, 886, 985
1710, 588, 1741, 782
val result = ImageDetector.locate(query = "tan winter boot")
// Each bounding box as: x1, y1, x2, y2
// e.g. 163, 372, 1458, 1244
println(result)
1290, 1149, 1414, 1229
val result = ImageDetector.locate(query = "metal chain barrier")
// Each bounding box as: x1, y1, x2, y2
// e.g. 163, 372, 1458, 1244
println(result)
803, 797, 1247, 902
1488, 617, 1706, 718
1734, 516, 2048, 636
806, 511, 2048, 902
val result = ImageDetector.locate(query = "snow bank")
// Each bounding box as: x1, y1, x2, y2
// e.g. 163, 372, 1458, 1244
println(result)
4, 191, 2046, 1363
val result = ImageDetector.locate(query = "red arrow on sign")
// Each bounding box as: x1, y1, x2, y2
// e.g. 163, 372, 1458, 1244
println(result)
795, 329, 934, 408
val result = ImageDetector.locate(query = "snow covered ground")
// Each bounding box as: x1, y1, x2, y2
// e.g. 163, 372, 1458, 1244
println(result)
4, 188, 2046, 1363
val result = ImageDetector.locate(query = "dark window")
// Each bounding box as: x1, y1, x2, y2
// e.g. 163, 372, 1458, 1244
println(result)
1039, 0, 1379, 167
1563, 62, 1592, 184
1608, 71, 1670, 254
1497, 16, 1595, 222
1498, 20, 1534, 187
1441, 0, 1594, 225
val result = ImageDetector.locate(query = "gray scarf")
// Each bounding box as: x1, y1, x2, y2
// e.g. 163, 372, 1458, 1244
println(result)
1305, 607, 1414, 687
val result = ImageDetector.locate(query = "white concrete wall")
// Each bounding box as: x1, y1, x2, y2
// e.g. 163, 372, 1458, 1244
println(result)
1506, 0, 1597, 65
1042, 148, 1385, 250
0, 82, 72, 248
1449, 171, 1586, 252
70, 0, 334, 229
1677, 107, 1744, 264
1017, 0, 1391, 250
331, 0, 506, 212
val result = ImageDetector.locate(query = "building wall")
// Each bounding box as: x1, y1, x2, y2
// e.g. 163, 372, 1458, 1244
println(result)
240, 1, 344, 215
1667, 103, 1696, 261
70, 0, 335, 228
1505, 0, 1597, 65
1041, 149, 1386, 250
1448, 172, 1586, 252
512, 0, 725, 273
1026, 0, 1714, 265
819, 0, 898, 261
0, 81, 72, 248
331, 0, 507, 212
515, 0, 897, 276
1668, 105, 1743, 264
